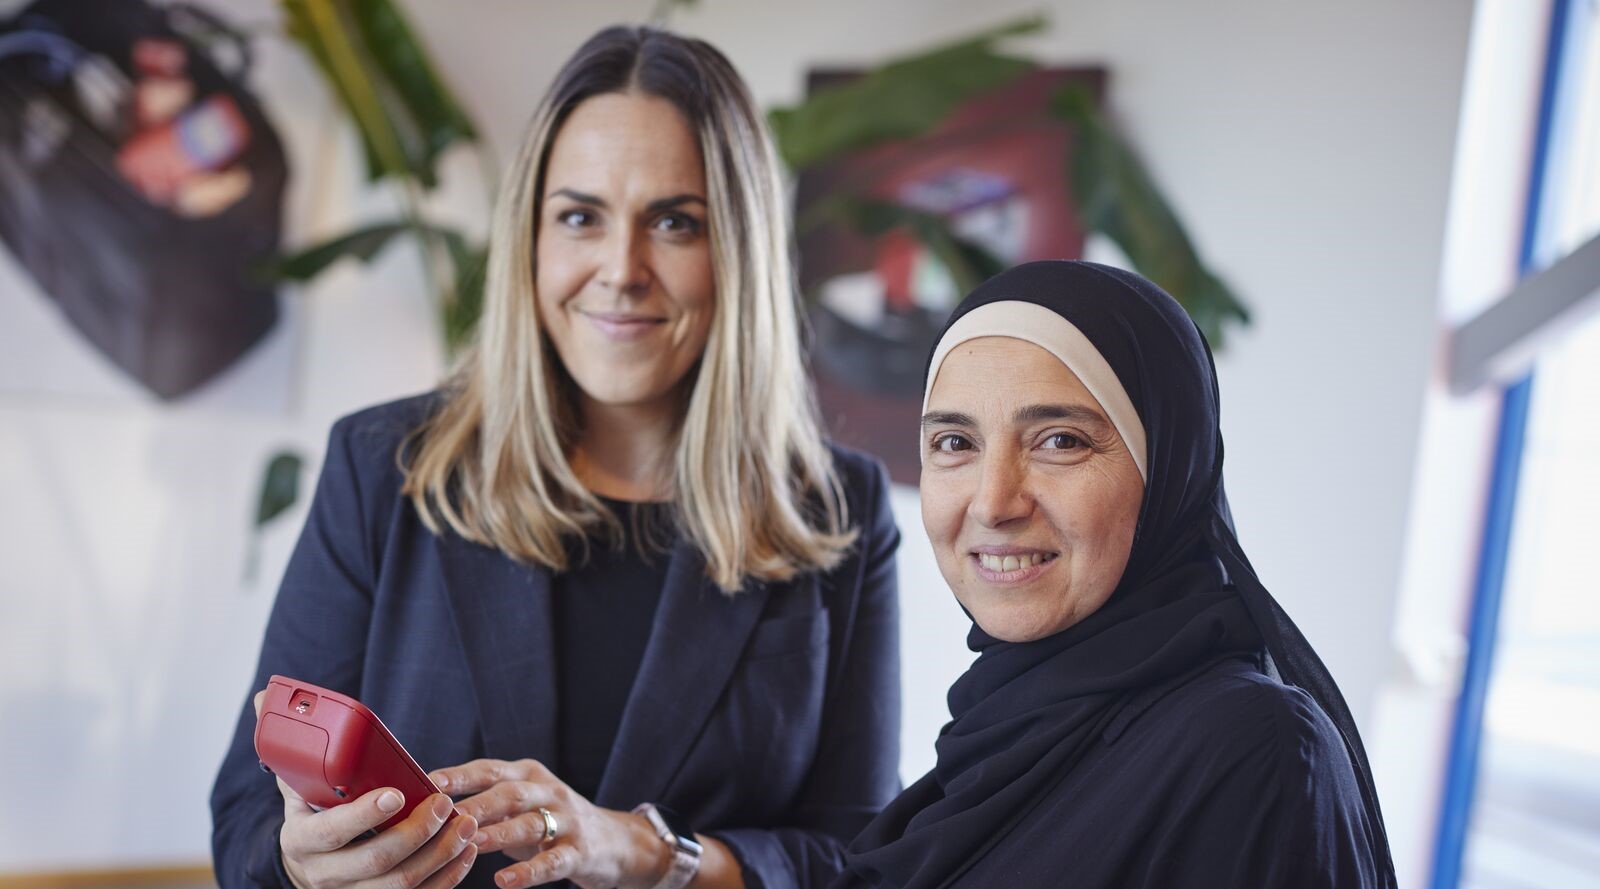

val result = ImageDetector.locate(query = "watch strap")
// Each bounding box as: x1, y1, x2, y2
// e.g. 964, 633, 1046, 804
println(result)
633, 802, 700, 889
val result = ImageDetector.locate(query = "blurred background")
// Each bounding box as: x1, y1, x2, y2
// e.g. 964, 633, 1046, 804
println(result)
1, 0, 1596, 886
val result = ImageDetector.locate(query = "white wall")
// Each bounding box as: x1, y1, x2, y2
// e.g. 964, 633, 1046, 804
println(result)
0, 0, 1474, 873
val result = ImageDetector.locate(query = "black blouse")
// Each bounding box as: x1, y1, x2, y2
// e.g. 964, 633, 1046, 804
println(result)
551, 498, 675, 800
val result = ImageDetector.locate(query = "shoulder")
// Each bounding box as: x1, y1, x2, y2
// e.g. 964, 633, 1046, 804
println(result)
825, 441, 888, 492
316, 390, 448, 515
1138, 658, 1357, 792
329, 390, 447, 458
824, 441, 894, 521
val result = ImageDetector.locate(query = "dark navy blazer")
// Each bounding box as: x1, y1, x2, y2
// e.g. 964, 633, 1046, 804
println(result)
210, 395, 903, 889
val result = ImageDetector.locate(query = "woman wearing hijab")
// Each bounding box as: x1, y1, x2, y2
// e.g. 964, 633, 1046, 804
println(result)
210, 27, 901, 889
836, 260, 1395, 888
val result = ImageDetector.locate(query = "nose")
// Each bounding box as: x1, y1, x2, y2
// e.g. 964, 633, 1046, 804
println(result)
598, 226, 651, 296
968, 450, 1033, 529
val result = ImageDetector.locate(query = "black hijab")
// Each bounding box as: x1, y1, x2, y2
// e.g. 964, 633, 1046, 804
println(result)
840, 261, 1395, 888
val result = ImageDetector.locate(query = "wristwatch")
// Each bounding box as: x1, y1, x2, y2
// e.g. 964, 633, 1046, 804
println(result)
633, 802, 702, 889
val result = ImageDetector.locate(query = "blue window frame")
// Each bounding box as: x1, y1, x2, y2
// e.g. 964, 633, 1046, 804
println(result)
1432, 1, 1600, 886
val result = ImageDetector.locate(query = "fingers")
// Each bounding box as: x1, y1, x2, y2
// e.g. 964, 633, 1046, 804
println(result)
276, 776, 314, 819
494, 844, 580, 889
286, 792, 467, 888
470, 810, 556, 855
349, 802, 479, 889
347, 795, 460, 876
453, 781, 557, 831
430, 758, 549, 797
413, 840, 479, 889
283, 787, 413, 856
253, 689, 266, 718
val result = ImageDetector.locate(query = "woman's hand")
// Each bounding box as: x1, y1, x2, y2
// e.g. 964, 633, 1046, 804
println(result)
429, 758, 669, 889
253, 691, 480, 889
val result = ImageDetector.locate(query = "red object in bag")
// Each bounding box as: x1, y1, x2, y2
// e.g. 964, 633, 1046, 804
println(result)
253, 676, 452, 833
117, 92, 248, 203
131, 37, 186, 76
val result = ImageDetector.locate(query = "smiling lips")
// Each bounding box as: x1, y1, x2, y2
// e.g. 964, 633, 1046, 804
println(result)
969, 547, 1060, 586
976, 552, 1055, 573
580, 309, 667, 342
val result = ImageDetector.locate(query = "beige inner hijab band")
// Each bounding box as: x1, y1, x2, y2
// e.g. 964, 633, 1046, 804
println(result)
920, 300, 1149, 482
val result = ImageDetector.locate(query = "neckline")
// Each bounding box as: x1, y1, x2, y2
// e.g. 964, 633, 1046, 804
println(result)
597, 494, 672, 508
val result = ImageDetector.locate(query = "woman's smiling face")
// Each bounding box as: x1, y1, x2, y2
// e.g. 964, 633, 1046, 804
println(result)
920, 336, 1145, 643
535, 91, 715, 412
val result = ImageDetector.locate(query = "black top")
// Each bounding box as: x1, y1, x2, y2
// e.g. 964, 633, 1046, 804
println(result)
553, 498, 675, 800
834, 261, 1393, 888
844, 653, 1382, 888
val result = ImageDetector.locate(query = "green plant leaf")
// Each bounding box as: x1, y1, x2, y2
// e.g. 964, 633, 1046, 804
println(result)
768, 15, 1045, 170
815, 195, 1006, 297
265, 221, 487, 352
267, 220, 411, 281
649, 0, 699, 26
432, 228, 488, 356
1051, 83, 1250, 347
281, 0, 476, 188
348, 0, 477, 172
255, 451, 304, 528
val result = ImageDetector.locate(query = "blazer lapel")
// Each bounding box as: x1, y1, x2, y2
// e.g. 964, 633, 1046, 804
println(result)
595, 539, 769, 809
435, 532, 558, 768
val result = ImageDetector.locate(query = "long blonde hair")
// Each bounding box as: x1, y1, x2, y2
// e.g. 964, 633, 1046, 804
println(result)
402, 26, 855, 591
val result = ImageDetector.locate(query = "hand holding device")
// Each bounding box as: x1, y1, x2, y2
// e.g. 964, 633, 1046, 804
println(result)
251, 678, 478, 889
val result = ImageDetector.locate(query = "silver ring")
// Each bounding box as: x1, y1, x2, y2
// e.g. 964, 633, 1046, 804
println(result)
537, 806, 559, 842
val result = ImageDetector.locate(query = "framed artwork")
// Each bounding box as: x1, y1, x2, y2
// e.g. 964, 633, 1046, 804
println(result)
796, 67, 1107, 483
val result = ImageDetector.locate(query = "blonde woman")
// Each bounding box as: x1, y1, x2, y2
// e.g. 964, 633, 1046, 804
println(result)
211, 27, 901, 889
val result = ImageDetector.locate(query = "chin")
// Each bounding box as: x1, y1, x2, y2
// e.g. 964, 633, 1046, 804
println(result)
975, 619, 1049, 644
960, 597, 1055, 644
570, 370, 666, 406
985, 617, 1060, 643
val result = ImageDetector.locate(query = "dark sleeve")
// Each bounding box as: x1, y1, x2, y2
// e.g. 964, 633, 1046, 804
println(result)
713, 456, 903, 889
209, 416, 384, 888
1142, 682, 1382, 889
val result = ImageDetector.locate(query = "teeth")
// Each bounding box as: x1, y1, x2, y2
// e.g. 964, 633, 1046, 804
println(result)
977, 553, 1052, 573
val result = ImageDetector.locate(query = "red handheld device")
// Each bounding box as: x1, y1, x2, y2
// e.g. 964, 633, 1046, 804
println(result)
253, 675, 450, 832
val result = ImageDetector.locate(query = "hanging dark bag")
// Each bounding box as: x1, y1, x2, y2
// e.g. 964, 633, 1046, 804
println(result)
0, 0, 288, 399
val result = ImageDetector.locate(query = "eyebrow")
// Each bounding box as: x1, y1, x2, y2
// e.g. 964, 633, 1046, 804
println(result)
920, 403, 1112, 432
1013, 403, 1112, 432
546, 188, 708, 214
920, 410, 976, 428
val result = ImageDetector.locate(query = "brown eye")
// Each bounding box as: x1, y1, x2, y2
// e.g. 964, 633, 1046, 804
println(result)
557, 208, 597, 228
1043, 433, 1085, 451
653, 212, 703, 236
934, 434, 972, 453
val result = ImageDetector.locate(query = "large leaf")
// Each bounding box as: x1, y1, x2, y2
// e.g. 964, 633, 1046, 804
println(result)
814, 195, 1006, 298
268, 221, 487, 353
768, 16, 1044, 170
348, 0, 477, 171
267, 220, 411, 281
281, 0, 476, 188
1052, 84, 1250, 347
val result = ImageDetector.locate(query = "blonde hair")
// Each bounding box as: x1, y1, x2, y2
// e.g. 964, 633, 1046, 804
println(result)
402, 26, 855, 591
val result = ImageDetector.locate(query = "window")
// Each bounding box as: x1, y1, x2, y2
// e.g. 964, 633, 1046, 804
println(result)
1443, 0, 1600, 885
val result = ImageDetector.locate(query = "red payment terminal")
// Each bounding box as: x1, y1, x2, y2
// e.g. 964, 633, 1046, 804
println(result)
254, 675, 451, 833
